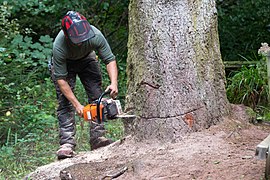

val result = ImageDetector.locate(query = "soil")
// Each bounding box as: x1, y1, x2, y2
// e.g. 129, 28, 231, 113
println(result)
26, 104, 270, 180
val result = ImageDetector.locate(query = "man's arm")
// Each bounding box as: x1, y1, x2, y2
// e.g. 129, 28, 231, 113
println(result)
57, 79, 84, 116
105, 60, 118, 98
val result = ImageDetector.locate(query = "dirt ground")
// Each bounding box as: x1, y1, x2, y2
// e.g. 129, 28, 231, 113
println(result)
27, 104, 270, 180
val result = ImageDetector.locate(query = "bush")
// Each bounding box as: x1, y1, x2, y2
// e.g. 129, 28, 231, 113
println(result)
226, 55, 269, 110
0, 34, 53, 144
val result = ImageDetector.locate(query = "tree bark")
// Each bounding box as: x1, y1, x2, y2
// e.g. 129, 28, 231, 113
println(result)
124, 0, 231, 142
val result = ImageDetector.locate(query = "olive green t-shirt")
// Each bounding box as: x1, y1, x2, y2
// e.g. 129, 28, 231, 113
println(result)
52, 25, 115, 80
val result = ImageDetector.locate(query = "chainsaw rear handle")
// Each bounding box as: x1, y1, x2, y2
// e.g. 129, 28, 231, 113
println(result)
97, 90, 111, 124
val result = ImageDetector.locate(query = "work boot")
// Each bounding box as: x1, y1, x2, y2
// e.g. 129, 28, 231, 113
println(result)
89, 121, 114, 150
56, 143, 76, 160
90, 137, 114, 150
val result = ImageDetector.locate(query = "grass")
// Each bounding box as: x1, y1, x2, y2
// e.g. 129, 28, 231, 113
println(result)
0, 132, 58, 179
226, 56, 269, 111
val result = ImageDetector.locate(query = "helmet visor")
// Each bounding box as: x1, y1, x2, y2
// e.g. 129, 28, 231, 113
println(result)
67, 20, 95, 44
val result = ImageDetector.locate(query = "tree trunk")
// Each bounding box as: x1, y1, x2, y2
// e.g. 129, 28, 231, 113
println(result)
124, 0, 231, 142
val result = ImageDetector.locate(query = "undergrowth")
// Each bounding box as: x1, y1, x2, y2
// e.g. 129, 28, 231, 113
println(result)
226, 54, 270, 120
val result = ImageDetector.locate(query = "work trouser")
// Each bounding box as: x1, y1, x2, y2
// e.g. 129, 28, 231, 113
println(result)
50, 52, 106, 148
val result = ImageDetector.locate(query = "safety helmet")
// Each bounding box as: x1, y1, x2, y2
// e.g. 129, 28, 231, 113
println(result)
61, 11, 95, 44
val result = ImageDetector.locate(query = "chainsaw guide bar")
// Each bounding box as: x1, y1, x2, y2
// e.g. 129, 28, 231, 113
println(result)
115, 114, 137, 118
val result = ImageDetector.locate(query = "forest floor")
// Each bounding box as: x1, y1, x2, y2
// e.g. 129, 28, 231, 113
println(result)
27, 104, 270, 180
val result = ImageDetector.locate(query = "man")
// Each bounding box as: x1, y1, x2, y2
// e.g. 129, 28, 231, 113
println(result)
50, 11, 118, 159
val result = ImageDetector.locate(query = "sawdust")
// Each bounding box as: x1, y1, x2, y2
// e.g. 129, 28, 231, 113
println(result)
26, 104, 270, 180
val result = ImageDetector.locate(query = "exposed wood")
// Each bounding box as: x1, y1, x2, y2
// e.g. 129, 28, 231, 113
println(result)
255, 133, 270, 160
266, 146, 270, 180
255, 132, 270, 179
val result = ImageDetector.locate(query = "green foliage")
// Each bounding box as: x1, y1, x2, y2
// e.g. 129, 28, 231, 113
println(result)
0, 1, 19, 43
226, 55, 269, 109
218, 0, 270, 120
0, 33, 54, 143
0, 75, 59, 179
3, 0, 129, 45
217, 0, 270, 61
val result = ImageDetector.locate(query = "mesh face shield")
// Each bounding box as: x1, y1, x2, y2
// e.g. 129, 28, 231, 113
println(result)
66, 20, 95, 44
62, 11, 95, 44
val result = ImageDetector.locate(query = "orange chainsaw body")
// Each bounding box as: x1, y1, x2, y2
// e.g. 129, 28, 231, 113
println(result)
83, 103, 104, 122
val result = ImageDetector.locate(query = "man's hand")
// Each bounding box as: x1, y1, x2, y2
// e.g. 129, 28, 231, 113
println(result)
106, 84, 118, 99
74, 103, 85, 117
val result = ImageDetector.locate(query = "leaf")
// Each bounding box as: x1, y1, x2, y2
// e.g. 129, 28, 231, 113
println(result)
31, 42, 43, 51
102, 2, 109, 10
39, 35, 53, 44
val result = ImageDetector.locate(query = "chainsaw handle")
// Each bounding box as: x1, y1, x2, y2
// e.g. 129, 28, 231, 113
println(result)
97, 90, 111, 123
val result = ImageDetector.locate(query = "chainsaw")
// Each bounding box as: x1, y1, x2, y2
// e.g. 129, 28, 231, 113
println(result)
83, 90, 136, 124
